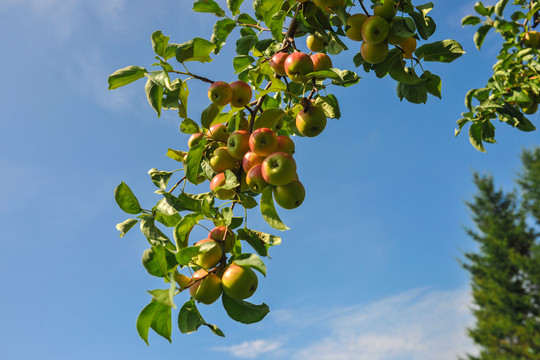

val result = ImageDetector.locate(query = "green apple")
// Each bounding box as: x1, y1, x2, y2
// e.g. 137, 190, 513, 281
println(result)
222, 264, 258, 300
284, 52, 314, 83
522, 102, 538, 114
296, 104, 327, 137
227, 130, 251, 159
188, 133, 205, 148
313, 0, 345, 8
206, 123, 229, 142
246, 164, 270, 193
208, 226, 235, 253
249, 127, 278, 157
373, 0, 397, 20
346, 14, 368, 41
306, 34, 325, 52
361, 41, 389, 64
193, 239, 223, 269
209, 146, 238, 173
242, 150, 265, 173
230, 80, 252, 108
189, 269, 222, 305
400, 36, 417, 59
311, 53, 333, 72
523, 31, 540, 48
274, 179, 306, 209
208, 81, 233, 106
276, 135, 295, 155
238, 115, 250, 131
362, 15, 390, 44
261, 152, 297, 186
269, 52, 289, 76
210, 172, 236, 200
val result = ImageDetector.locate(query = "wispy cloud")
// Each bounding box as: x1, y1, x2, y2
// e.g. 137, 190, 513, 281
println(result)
214, 339, 283, 359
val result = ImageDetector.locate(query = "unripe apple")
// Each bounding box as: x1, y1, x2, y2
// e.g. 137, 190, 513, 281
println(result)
249, 128, 278, 157
269, 52, 289, 76
209, 146, 238, 173
400, 36, 417, 59
210, 173, 236, 200
188, 133, 205, 149
296, 104, 327, 137
222, 264, 258, 300
246, 164, 270, 193
242, 150, 265, 173
284, 52, 314, 83
346, 14, 368, 41
230, 81, 252, 108
193, 239, 223, 269
373, 0, 397, 20
522, 102, 538, 114
238, 115, 250, 131
227, 130, 251, 159
523, 31, 540, 48
276, 135, 295, 155
362, 16, 390, 44
361, 41, 389, 64
261, 152, 297, 186
208, 81, 233, 106
208, 226, 235, 253
311, 53, 333, 72
313, 0, 345, 8
189, 269, 222, 305
206, 123, 229, 142
274, 179, 306, 209
306, 34, 325, 52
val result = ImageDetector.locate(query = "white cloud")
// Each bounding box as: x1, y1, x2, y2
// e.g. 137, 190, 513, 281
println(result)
214, 339, 283, 359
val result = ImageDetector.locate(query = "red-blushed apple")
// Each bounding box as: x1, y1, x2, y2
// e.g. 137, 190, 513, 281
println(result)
222, 264, 258, 300
249, 128, 278, 157
209, 146, 238, 173
362, 15, 390, 44
188, 133, 205, 148
296, 104, 327, 137
210, 173, 236, 200
242, 150, 265, 173
193, 239, 223, 269
276, 135, 295, 155
269, 52, 289, 76
227, 130, 251, 159
346, 14, 368, 41
273, 179, 306, 209
361, 41, 389, 64
306, 34, 325, 52
206, 123, 229, 142
208, 81, 233, 106
189, 269, 222, 305
261, 152, 297, 186
284, 52, 314, 83
311, 53, 333, 72
374, 0, 397, 20
246, 164, 270, 193
230, 81, 252, 108
399, 36, 417, 59
208, 226, 235, 253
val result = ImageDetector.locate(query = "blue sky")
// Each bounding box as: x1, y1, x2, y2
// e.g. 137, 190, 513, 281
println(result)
0, 0, 538, 359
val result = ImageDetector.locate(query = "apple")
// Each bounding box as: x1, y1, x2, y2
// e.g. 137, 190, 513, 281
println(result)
523, 31, 540, 48
227, 130, 251, 159
273, 179, 306, 209
399, 36, 417, 59
222, 264, 258, 300
269, 52, 289, 76
311, 53, 333, 72
206, 123, 229, 142
230, 80, 252, 108
189, 269, 222, 305
361, 41, 389, 64
249, 127, 278, 157
362, 16, 390, 44
374, 0, 397, 20
246, 164, 270, 193
276, 135, 295, 155
306, 34, 325, 52
193, 239, 223, 269
313, 0, 345, 8
238, 115, 250, 131
209, 146, 238, 173
522, 102, 538, 114
175, 272, 191, 289
284, 52, 314, 83
210, 172, 236, 200
346, 14, 368, 41
261, 152, 297, 186
242, 150, 265, 173
188, 133, 205, 148
208, 226, 235, 253
296, 104, 327, 137
208, 81, 233, 106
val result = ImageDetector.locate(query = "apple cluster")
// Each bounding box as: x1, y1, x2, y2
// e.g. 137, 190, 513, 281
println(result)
208, 80, 253, 108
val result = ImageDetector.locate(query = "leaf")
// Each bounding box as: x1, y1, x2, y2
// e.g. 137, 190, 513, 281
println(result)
145, 78, 163, 117
148, 288, 176, 309
221, 293, 270, 324
176, 37, 216, 63
178, 300, 204, 334
107, 65, 147, 90
414, 39, 465, 63
166, 149, 187, 162
237, 228, 281, 257
205, 323, 225, 337
234, 253, 267, 276
193, 0, 225, 17
142, 246, 177, 277
422, 71, 441, 99
469, 121, 486, 152
151, 31, 170, 57
268, 10, 286, 43
473, 25, 491, 50
180, 118, 200, 134
201, 103, 220, 129
409, 10, 436, 40
260, 186, 289, 231
236, 35, 257, 55
314, 94, 340, 119
116, 218, 139, 237
114, 182, 143, 214
174, 212, 205, 249
461, 15, 482, 26
233, 55, 255, 73
140, 217, 170, 245
148, 169, 173, 190
494, 0, 510, 17
136, 301, 160, 345
227, 0, 244, 15
185, 140, 206, 184
211, 18, 236, 54
176, 245, 202, 266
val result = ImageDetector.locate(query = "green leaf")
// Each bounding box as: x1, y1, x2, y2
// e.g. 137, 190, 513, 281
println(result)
148, 169, 173, 190
176, 245, 202, 266
116, 218, 139, 237
178, 81, 190, 118
314, 94, 340, 119
205, 323, 225, 337
474, 1, 490, 16
151, 31, 170, 57
234, 253, 267, 276
461, 15, 482, 26
201, 103, 220, 129
233, 55, 255, 73
178, 300, 204, 334
136, 301, 160, 345
422, 71, 442, 99
180, 118, 200, 134
211, 18, 237, 54
185, 141, 206, 184
145, 78, 163, 117
227, 0, 244, 15
155, 211, 182, 228
114, 182, 143, 214
268, 10, 286, 43
140, 217, 170, 245
409, 11, 436, 40
174, 212, 205, 249
142, 246, 177, 277
455, 118, 470, 137
253, 0, 282, 20
221, 293, 270, 324
236, 35, 257, 55
193, 0, 225, 17
389, 63, 427, 85
469, 121, 486, 152
107, 65, 147, 90
148, 288, 176, 309
237, 228, 281, 257
473, 25, 491, 50
176, 38, 216, 63
494, 0, 510, 17
166, 149, 187, 162
150, 301, 172, 342
260, 186, 289, 231
414, 39, 465, 63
